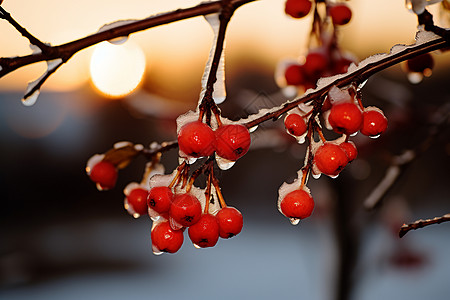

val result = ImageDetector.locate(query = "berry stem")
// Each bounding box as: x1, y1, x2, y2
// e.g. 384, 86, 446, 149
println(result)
204, 172, 213, 213
168, 161, 187, 189
211, 172, 227, 208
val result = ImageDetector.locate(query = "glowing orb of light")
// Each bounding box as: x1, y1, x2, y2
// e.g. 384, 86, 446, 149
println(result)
90, 40, 146, 98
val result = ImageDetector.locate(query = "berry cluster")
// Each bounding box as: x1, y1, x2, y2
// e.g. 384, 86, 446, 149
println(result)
278, 85, 388, 223
178, 120, 251, 162
148, 161, 244, 254
279, 1, 356, 95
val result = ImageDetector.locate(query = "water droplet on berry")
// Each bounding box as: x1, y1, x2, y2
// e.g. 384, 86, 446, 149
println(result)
312, 173, 321, 179
215, 155, 236, 170
249, 125, 259, 133
350, 131, 358, 137
193, 243, 202, 249
169, 216, 184, 231
186, 157, 198, 165
152, 244, 164, 256
289, 218, 301, 225
21, 90, 40, 106
330, 174, 339, 179
96, 183, 106, 191
297, 136, 306, 144
407, 72, 423, 84
369, 134, 381, 139
108, 36, 129, 45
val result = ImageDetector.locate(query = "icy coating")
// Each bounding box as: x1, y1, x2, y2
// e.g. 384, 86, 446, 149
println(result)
241, 29, 444, 126
22, 58, 63, 106
199, 13, 227, 105
405, 0, 443, 14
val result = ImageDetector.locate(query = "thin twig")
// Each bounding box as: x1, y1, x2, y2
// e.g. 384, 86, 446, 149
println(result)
0, 0, 256, 78
399, 213, 450, 238
0, 6, 52, 54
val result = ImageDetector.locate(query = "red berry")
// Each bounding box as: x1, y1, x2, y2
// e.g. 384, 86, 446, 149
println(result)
314, 143, 349, 176
89, 161, 118, 190
340, 141, 358, 162
216, 207, 243, 239
285, 0, 312, 19
215, 124, 251, 161
126, 188, 149, 216
328, 102, 363, 135
280, 189, 314, 219
284, 113, 307, 136
151, 221, 184, 253
406, 53, 434, 74
148, 186, 173, 214
303, 51, 328, 76
178, 121, 215, 158
284, 64, 305, 86
188, 214, 220, 248
329, 4, 352, 25
360, 108, 388, 137
170, 193, 202, 227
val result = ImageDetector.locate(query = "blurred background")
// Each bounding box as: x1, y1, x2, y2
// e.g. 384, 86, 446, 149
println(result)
0, 0, 449, 299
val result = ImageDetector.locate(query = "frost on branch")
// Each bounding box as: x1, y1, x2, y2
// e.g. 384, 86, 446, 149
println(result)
199, 13, 227, 105
22, 59, 63, 106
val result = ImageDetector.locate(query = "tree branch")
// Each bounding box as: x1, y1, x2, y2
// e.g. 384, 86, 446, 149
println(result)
399, 213, 450, 238
243, 30, 449, 129
0, 0, 257, 78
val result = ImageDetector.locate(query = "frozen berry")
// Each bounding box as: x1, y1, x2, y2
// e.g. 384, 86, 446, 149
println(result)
284, 113, 307, 136
328, 102, 363, 135
215, 124, 251, 161
148, 186, 173, 214
340, 141, 358, 162
126, 188, 149, 216
151, 221, 184, 253
280, 189, 314, 219
188, 214, 220, 248
361, 108, 388, 137
329, 4, 352, 25
170, 193, 202, 227
178, 121, 215, 158
216, 207, 243, 239
284, 64, 306, 86
285, 0, 312, 19
314, 143, 349, 176
89, 161, 118, 190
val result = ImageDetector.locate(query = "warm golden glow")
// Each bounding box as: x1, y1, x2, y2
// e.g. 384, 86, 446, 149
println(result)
89, 40, 146, 98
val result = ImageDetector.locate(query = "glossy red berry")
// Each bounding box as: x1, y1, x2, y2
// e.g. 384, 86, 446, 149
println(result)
126, 188, 149, 216
148, 186, 173, 214
188, 214, 220, 248
360, 108, 388, 137
340, 141, 358, 162
284, 64, 305, 86
285, 0, 312, 19
314, 143, 349, 176
329, 4, 352, 25
284, 113, 307, 136
216, 207, 243, 239
215, 124, 251, 161
170, 193, 202, 227
89, 161, 118, 190
280, 189, 314, 219
328, 102, 363, 135
178, 121, 215, 158
151, 221, 184, 254
406, 53, 434, 74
